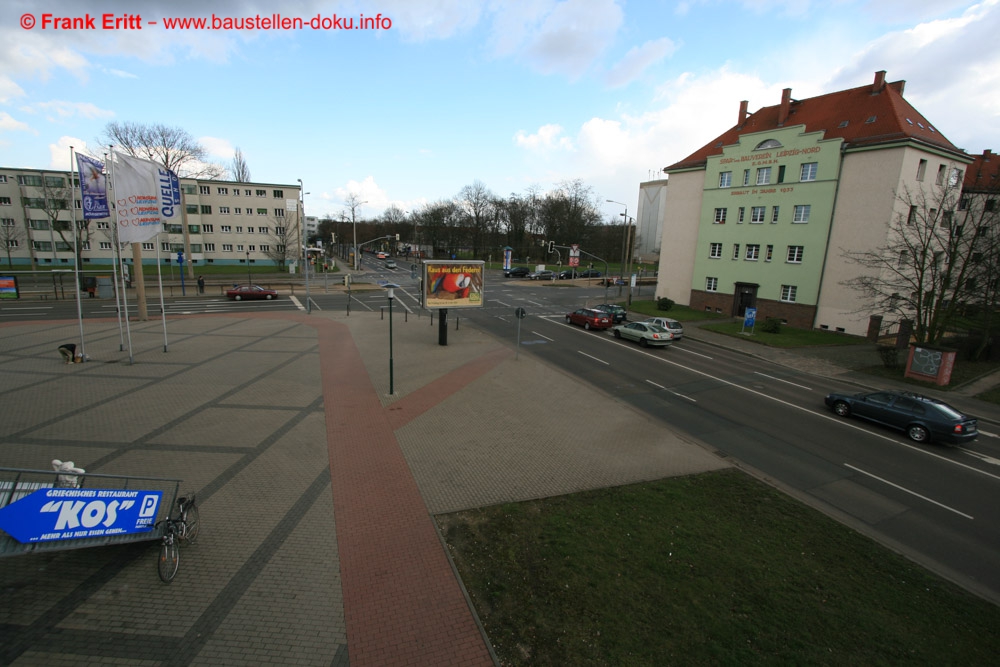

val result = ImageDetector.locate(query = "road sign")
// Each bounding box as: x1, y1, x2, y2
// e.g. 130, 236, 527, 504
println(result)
744, 307, 757, 327
0, 488, 162, 544
515, 307, 527, 319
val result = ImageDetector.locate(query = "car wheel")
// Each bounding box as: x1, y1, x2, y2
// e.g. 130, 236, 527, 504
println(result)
584, 322, 591, 330
613, 330, 621, 338
266, 294, 273, 300
907, 424, 929, 443
832, 401, 850, 417
234, 295, 242, 301
639, 338, 648, 347
566, 316, 572, 324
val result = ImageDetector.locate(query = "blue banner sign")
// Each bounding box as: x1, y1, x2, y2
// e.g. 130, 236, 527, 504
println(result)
744, 307, 757, 328
0, 488, 161, 544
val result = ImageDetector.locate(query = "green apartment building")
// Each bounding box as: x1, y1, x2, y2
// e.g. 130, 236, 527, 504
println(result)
655, 71, 971, 336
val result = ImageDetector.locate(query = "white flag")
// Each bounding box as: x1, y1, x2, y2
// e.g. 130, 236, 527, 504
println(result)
113, 153, 180, 244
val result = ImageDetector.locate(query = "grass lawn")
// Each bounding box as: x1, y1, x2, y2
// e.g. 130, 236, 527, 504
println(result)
624, 300, 725, 322
697, 321, 871, 347
440, 469, 1000, 666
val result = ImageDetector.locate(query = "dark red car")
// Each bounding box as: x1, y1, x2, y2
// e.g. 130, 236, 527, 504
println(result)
565, 308, 612, 330
226, 285, 279, 301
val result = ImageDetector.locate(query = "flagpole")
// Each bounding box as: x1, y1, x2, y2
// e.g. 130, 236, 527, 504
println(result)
69, 146, 86, 360
107, 150, 126, 352
109, 151, 134, 364
156, 237, 168, 352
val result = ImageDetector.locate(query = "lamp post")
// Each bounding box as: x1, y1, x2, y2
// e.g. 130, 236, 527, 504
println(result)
349, 199, 368, 271
607, 199, 629, 294
298, 179, 311, 313
383, 282, 400, 395
245, 249, 251, 286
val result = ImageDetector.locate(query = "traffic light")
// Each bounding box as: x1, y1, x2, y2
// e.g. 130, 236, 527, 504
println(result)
547, 241, 555, 253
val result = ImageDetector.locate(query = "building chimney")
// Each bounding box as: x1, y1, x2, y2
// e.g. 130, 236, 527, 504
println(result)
777, 88, 791, 126
873, 70, 886, 93
738, 100, 748, 126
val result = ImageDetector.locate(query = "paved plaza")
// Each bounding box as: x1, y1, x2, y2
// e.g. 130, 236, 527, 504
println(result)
0, 310, 728, 666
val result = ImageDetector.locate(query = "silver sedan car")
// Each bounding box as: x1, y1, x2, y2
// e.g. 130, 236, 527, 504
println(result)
643, 317, 684, 340
612, 322, 674, 347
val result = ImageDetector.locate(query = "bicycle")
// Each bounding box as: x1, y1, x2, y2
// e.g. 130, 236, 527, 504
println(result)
156, 495, 200, 583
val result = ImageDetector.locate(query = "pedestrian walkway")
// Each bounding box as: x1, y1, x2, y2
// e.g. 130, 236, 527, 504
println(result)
0, 311, 727, 665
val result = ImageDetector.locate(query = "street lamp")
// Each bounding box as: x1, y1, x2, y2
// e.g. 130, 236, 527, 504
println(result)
381, 281, 400, 395
350, 200, 368, 271
245, 249, 251, 286
298, 179, 311, 313
607, 199, 633, 296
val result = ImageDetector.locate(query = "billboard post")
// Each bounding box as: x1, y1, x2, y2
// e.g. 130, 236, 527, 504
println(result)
422, 260, 485, 346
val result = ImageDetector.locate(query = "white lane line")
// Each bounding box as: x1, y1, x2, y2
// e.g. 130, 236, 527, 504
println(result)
962, 450, 1000, 466
844, 464, 974, 520
754, 372, 813, 390
531, 331, 554, 341
976, 429, 998, 439
527, 300, 545, 307
288, 296, 305, 311
646, 379, 696, 402
675, 346, 713, 359
578, 351, 609, 365
494, 299, 511, 307
497, 316, 510, 323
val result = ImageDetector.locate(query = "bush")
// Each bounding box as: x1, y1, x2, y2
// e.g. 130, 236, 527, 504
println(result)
657, 297, 674, 312
877, 344, 900, 369
760, 317, 782, 334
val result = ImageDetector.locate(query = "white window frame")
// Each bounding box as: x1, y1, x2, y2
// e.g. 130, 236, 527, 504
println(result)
706, 277, 718, 292
709, 242, 722, 259
800, 162, 817, 181
793, 205, 811, 223
756, 167, 771, 185
787, 246, 803, 263
719, 171, 732, 188
745, 244, 760, 261
750, 206, 765, 223
714, 208, 727, 224
780, 285, 797, 302
732, 243, 740, 260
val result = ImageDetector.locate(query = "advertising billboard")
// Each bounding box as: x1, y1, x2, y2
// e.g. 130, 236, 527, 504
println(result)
423, 260, 484, 309
0, 275, 18, 300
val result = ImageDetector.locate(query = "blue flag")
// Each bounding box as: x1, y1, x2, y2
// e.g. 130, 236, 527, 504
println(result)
76, 154, 109, 220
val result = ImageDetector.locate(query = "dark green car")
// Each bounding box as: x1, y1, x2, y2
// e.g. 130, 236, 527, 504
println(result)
593, 304, 627, 323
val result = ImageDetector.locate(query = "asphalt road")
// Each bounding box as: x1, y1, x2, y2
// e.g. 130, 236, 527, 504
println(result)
7, 265, 1000, 604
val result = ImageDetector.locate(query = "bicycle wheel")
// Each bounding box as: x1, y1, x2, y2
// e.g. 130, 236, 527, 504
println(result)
158, 537, 179, 583
181, 504, 200, 544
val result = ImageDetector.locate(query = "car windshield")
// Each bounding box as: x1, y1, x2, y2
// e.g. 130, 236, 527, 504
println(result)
647, 325, 667, 332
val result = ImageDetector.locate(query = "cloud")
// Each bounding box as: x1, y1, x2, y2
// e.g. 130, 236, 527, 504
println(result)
48, 136, 91, 169
489, 0, 623, 79
379, 0, 485, 40
199, 136, 236, 160
22, 101, 115, 122
0, 112, 33, 133
604, 37, 677, 88
514, 124, 574, 151
104, 68, 139, 79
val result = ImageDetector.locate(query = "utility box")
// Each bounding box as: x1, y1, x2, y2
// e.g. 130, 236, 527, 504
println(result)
96, 276, 113, 299
904, 344, 957, 386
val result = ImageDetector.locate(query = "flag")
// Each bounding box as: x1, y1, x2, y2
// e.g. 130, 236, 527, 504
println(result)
76, 154, 109, 220
113, 153, 181, 244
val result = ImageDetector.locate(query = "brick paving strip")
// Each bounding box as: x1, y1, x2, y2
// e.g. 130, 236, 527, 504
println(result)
318, 319, 497, 667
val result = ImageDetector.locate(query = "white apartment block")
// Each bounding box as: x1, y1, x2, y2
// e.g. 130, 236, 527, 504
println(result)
0, 167, 303, 270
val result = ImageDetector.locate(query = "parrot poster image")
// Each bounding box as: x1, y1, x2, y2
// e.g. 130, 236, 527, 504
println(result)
423, 261, 485, 309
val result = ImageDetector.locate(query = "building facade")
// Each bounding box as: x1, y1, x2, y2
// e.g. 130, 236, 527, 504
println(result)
654, 71, 972, 336
0, 167, 303, 271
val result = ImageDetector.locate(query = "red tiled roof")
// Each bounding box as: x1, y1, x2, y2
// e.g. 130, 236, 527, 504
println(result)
964, 150, 1000, 192
666, 72, 964, 171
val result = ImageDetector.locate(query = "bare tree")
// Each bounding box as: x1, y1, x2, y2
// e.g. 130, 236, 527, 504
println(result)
230, 147, 251, 182
0, 219, 25, 268
842, 169, 983, 345
261, 217, 298, 270
35, 172, 95, 269
457, 180, 496, 259
98, 121, 224, 178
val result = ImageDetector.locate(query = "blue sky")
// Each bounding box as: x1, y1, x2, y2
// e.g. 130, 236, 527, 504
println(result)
3, 0, 999, 221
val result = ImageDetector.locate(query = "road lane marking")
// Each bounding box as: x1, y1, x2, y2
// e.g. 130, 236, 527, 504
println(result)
962, 450, 1000, 466
844, 464, 974, 520
754, 372, 813, 390
527, 300, 545, 307
288, 296, 305, 311
578, 351, 609, 365
675, 346, 713, 359
646, 379, 696, 402
530, 331, 554, 341
494, 299, 511, 307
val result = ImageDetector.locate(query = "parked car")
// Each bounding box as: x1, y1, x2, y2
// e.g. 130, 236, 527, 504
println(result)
592, 304, 627, 323
577, 269, 602, 278
613, 322, 674, 347
528, 270, 555, 280
226, 285, 279, 301
643, 317, 684, 340
824, 390, 978, 444
558, 269, 578, 280
565, 308, 613, 330
376, 252, 387, 259
504, 266, 530, 278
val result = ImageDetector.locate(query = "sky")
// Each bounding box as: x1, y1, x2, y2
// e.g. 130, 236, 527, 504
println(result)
3, 0, 999, 222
